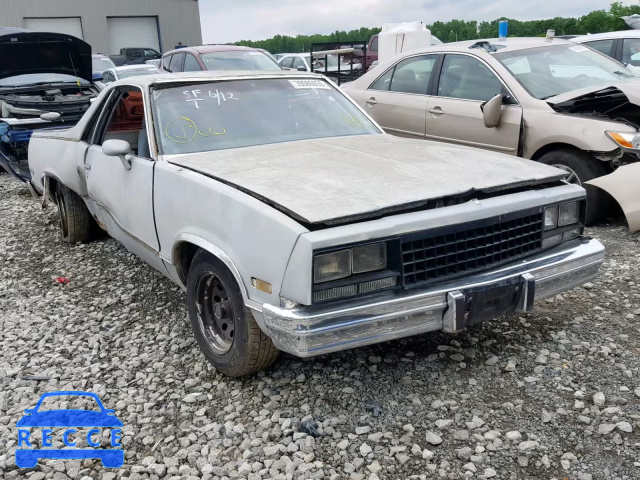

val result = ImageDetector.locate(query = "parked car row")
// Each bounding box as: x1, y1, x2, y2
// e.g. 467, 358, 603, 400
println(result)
343, 36, 640, 228
2, 27, 638, 377
277, 53, 361, 78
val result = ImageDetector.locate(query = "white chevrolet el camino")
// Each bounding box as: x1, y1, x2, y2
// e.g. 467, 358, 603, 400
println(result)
28, 71, 605, 376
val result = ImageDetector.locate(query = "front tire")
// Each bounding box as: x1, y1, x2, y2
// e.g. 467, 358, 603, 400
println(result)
54, 185, 94, 243
186, 250, 279, 377
538, 149, 610, 226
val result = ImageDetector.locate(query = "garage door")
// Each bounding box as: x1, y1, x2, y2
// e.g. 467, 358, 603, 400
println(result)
107, 17, 160, 55
24, 17, 83, 39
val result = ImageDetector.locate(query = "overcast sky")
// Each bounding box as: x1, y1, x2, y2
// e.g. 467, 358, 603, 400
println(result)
199, 0, 633, 44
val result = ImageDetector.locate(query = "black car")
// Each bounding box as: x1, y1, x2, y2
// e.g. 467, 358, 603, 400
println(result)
0, 28, 99, 180
116, 47, 162, 65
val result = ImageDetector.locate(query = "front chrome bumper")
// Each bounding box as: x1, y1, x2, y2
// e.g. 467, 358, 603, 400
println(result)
262, 238, 605, 357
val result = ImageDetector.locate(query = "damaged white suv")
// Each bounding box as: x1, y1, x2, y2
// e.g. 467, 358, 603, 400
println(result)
28, 71, 604, 376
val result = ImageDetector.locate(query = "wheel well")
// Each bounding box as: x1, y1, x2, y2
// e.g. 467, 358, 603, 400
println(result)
174, 242, 200, 285
530, 143, 584, 161
45, 175, 61, 204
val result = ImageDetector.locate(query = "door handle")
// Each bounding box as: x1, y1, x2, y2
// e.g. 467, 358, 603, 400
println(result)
365, 97, 378, 105
428, 107, 445, 115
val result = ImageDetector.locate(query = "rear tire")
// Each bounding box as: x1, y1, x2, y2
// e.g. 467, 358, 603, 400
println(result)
186, 250, 279, 377
538, 149, 610, 226
54, 185, 94, 243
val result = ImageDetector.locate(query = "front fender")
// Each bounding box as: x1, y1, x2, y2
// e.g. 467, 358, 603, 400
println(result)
522, 109, 635, 159
587, 163, 640, 232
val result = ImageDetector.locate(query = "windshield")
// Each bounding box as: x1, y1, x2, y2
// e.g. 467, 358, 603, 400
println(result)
201, 51, 282, 71
152, 78, 379, 155
92, 58, 115, 73
118, 68, 157, 79
0, 73, 90, 87
495, 44, 634, 99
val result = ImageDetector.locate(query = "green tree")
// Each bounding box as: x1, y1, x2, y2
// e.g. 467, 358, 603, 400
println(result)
233, 3, 640, 53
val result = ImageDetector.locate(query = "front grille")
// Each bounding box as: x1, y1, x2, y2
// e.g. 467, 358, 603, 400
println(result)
401, 213, 544, 287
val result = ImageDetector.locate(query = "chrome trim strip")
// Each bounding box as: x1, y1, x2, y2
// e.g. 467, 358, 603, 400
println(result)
384, 127, 425, 138
98, 204, 159, 256
424, 133, 516, 153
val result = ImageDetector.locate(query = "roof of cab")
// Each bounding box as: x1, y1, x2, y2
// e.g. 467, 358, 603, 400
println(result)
573, 30, 640, 42
407, 36, 575, 55
163, 44, 259, 57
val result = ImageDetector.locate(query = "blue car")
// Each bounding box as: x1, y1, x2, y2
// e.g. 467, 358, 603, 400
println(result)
15, 391, 124, 468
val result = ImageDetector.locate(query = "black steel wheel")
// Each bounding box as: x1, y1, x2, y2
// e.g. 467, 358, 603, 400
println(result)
54, 188, 69, 240
194, 272, 235, 355
186, 250, 279, 377
54, 185, 94, 243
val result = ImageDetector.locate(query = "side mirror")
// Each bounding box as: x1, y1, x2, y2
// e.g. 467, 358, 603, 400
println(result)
482, 94, 503, 128
23, 408, 35, 415
297, 66, 307, 71
40, 112, 61, 122
102, 139, 133, 170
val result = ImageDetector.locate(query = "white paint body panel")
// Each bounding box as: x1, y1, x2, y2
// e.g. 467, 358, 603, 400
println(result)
26, 71, 591, 335
168, 134, 566, 225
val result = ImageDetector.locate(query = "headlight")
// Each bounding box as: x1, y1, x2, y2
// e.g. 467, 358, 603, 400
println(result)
543, 201, 583, 248
352, 243, 387, 274
558, 202, 579, 226
544, 206, 558, 230
313, 250, 351, 283
313, 242, 388, 284
606, 131, 640, 149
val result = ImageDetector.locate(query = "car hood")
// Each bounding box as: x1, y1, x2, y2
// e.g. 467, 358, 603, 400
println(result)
167, 135, 566, 226
545, 79, 640, 106
0, 28, 92, 83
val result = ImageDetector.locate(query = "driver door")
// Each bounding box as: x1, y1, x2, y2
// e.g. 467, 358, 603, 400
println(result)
426, 54, 522, 154
85, 86, 163, 270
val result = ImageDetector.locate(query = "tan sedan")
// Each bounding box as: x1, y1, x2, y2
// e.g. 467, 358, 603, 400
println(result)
343, 37, 640, 228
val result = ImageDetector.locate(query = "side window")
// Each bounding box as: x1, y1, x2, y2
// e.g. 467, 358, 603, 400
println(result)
622, 38, 640, 66
161, 54, 172, 71
183, 54, 202, 72
292, 57, 306, 70
128, 49, 143, 60
280, 57, 294, 69
388, 55, 437, 95
103, 71, 115, 84
99, 89, 149, 157
438, 54, 503, 102
370, 36, 378, 53
83, 91, 115, 143
144, 49, 161, 60
584, 39, 615, 58
169, 53, 185, 73
370, 66, 394, 91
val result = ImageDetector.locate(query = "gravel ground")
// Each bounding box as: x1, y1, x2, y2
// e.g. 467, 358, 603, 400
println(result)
1, 173, 640, 480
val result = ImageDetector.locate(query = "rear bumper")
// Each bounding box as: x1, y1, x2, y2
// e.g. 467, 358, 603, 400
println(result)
263, 238, 604, 357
